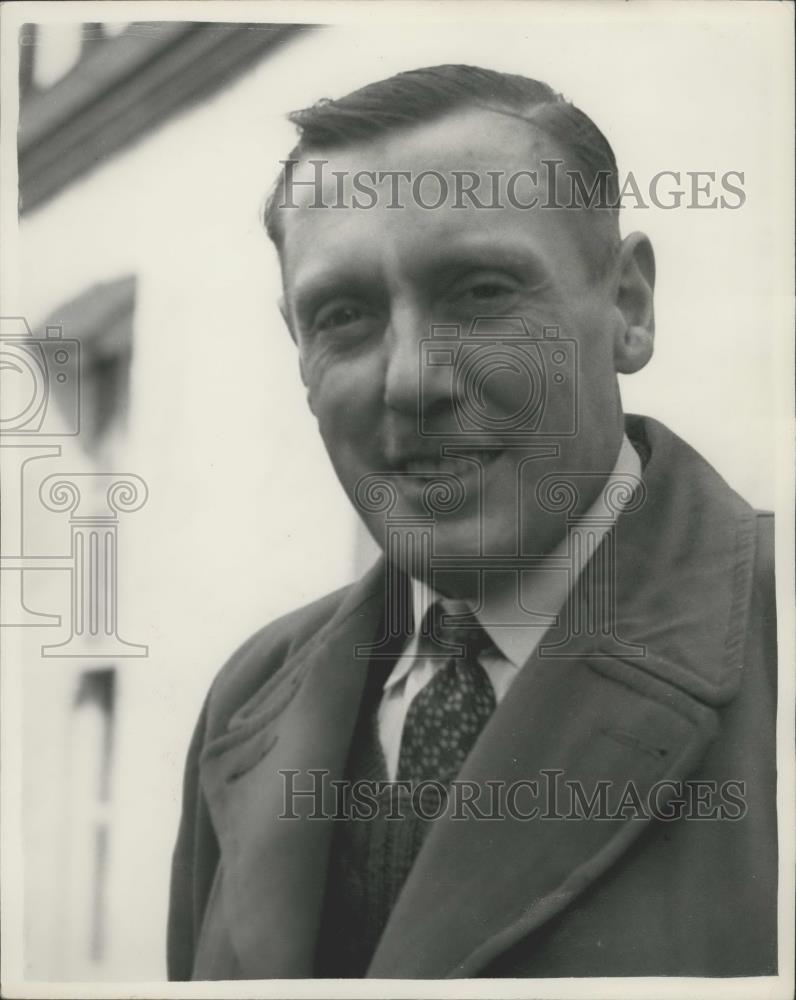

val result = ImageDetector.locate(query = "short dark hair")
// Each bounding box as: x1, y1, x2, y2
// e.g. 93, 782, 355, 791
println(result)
264, 63, 621, 263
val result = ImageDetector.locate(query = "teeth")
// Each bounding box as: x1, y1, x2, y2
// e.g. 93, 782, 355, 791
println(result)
405, 458, 471, 475
402, 453, 501, 475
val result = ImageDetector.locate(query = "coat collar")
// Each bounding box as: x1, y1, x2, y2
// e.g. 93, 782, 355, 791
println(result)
198, 415, 758, 979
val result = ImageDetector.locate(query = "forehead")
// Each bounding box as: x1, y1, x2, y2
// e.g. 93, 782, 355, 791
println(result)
279, 107, 601, 293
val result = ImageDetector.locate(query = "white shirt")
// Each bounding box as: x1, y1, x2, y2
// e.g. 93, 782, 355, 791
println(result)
377, 435, 642, 780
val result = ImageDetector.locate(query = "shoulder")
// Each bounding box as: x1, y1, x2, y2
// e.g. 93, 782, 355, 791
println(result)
754, 509, 774, 564
752, 510, 775, 614
203, 583, 355, 737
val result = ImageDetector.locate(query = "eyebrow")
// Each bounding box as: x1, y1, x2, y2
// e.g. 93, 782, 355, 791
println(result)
290, 270, 377, 326
419, 239, 553, 281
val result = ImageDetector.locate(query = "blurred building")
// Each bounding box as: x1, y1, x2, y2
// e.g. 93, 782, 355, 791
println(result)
14, 20, 366, 981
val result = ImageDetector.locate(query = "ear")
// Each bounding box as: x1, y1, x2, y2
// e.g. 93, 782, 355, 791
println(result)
612, 232, 655, 375
278, 296, 314, 409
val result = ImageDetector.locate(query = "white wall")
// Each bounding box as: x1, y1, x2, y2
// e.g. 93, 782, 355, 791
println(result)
16, 8, 790, 981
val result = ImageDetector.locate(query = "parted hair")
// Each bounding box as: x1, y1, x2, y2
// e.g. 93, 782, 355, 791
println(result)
263, 63, 621, 256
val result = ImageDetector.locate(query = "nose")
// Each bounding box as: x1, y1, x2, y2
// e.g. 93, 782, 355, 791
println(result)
383, 306, 450, 416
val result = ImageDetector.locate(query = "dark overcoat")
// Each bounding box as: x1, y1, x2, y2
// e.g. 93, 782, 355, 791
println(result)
168, 416, 778, 979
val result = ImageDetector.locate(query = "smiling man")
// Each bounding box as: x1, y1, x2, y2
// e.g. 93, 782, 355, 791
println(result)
168, 65, 777, 980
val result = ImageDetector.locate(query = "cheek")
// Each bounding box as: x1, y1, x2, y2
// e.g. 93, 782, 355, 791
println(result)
572, 328, 622, 431
302, 342, 385, 434
563, 298, 615, 362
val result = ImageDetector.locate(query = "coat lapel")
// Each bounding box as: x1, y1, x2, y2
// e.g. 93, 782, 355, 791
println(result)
368, 416, 759, 977
367, 627, 722, 978
197, 561, 391, 978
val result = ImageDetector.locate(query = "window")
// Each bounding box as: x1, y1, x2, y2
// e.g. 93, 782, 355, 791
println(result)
41, 275, 136, 456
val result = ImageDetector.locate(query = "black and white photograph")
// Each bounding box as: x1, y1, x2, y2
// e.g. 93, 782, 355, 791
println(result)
0, 2, 793, 997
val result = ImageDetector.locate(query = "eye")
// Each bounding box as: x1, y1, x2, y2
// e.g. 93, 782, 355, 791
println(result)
468, 281, 514, 301
314, 302, 365, 332
450, 274, 520, 310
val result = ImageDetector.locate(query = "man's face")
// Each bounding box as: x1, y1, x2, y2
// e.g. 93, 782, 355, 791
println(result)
279, 108, 636, 583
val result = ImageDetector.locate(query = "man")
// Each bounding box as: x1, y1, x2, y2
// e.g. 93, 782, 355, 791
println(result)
168, 65, 777, 979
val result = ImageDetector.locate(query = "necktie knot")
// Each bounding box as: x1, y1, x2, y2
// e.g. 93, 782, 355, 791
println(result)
419, 599, 493, 663
397, 599, 497, 788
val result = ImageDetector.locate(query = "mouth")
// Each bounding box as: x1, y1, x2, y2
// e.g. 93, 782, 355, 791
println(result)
394, 448, 505, 478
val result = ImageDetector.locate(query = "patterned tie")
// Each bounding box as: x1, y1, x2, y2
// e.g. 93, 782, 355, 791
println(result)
397, 601, 497, 787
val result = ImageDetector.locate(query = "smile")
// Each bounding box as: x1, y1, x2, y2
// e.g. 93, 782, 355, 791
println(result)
397, 449, 505, 479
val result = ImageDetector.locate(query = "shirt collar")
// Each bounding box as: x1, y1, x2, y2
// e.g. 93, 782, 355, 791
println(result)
381, 578, 447, 692
484, 433, 641, 666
